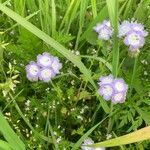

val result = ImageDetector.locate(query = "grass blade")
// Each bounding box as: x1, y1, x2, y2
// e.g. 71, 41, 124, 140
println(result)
91, 0, 97, 18
106, 0, 116, 26
92, 126, 150, 147
0, 3, 110, 113
51, 0, 56, 37
0, 3, 95, 88
71, 116, 108, 150
0, 140, 11, 150
0, 111, 25, 150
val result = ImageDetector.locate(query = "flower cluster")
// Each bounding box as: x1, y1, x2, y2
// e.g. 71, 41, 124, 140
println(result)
94, 20, 148, 55
26, 52, 62, 82
93, 20, 113, 41
81, 138, 105, 150
98, 75, 128, 104
119, 20, 148, 52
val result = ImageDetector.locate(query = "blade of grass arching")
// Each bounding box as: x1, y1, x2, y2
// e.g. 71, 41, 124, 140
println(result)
51, 0, 56, 37
91, 0, 97, 18
0, 3, 110, 113
91, 126, 150, 148
0, 3, 95, 88
75, 0, 89, 50
0, 111, 25, 150
71, 116, 109, 150
4, 10, 40, 33
0, 140, 12, 150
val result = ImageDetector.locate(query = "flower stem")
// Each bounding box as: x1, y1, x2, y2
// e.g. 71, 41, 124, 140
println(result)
107, 0, 119, 134
129, 57, 138, 98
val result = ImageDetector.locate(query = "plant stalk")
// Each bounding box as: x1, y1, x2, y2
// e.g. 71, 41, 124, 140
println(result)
107, 0, 119, 134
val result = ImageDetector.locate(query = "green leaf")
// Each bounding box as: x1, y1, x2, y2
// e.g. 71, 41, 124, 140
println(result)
0, 2, 95, 89
106, 0, 116, 26
0, 111, 25, 150
92, 126, 150, 148
135, 107, 150, 125
0, 140, 11, 150
71, 122, 101, 150
0, 3, 110, 113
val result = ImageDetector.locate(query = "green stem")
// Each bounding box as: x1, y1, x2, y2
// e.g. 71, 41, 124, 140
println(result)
107, 0, 119, 134
129, 57, 138, 98
91, 0, 97, 18
47, 110, 59, 150
9, 93, 52, 143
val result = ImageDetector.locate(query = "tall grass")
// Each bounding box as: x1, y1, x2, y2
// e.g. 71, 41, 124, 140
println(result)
0, 0, 150, 149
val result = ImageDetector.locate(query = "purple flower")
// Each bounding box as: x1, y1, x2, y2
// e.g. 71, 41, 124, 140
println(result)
118, 20, 131, 37
81, 138, 105, 150
25, 61, 40, 81
26, 52, 62, 82
113, 79, 128, 93
51, 57, 62, 74
98, 75, 128, 104
39, 68, 55, 82
98, 84, 114, 101
124, 31, 145, 50
94, 20, 113, 40
119, 21, 148, 38
37, 52, 53, 68
98, 74, 114, 86
81, 138, 94, 150
130, 22, 148, 37
112, 92, 126, 103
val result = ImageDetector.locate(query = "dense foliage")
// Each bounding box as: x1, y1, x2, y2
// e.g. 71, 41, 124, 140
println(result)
0, 0, 150, 149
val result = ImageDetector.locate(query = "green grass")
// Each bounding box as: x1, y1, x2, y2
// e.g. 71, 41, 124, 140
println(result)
0, 0, 150, 149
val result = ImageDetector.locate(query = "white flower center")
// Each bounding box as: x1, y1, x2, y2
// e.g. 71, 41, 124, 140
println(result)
128, 33, 140, 45
41, 69, 52, 78
114, 82, 125, 92
29, 65, 39, 76
40, 56, 52, 66
114, 93, 123, 102
103, 86, 113, 96
100, 28, 110, 39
